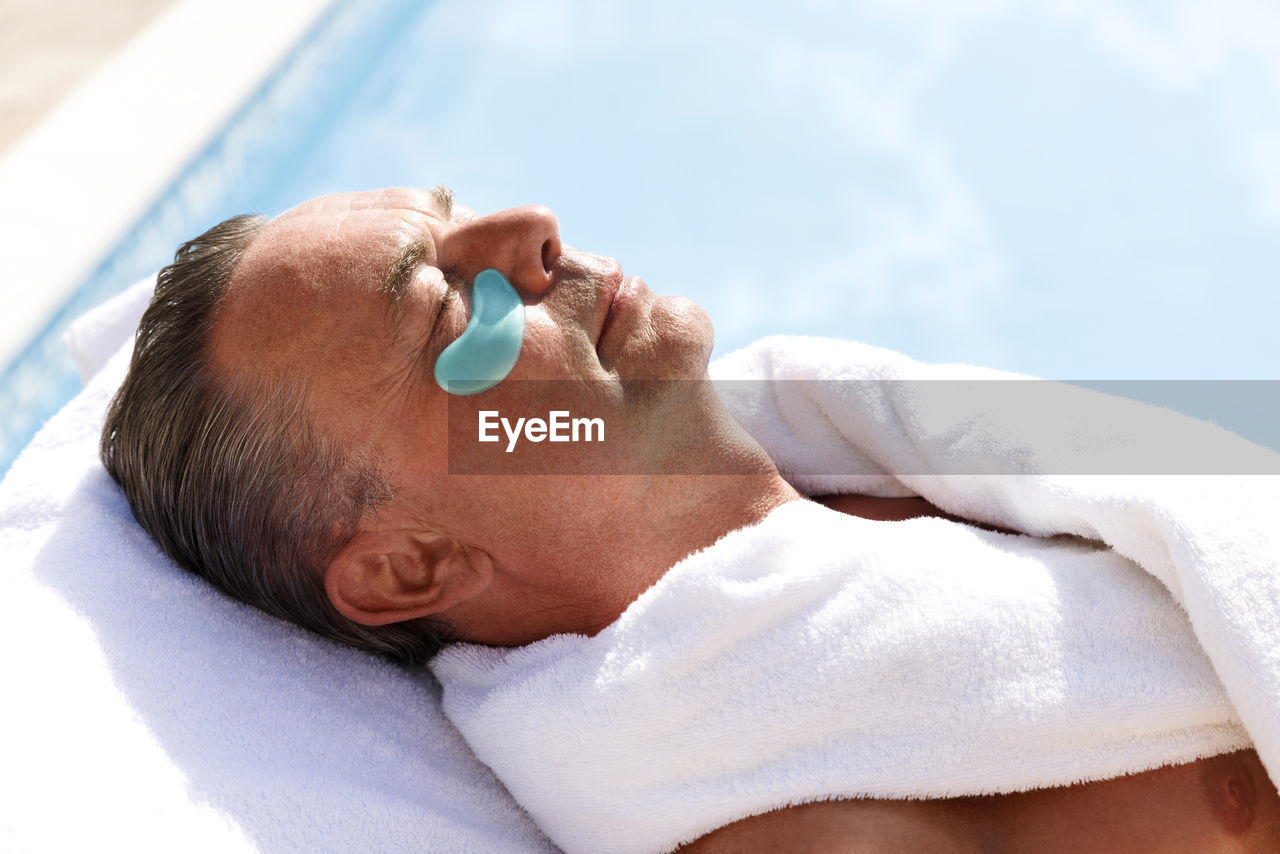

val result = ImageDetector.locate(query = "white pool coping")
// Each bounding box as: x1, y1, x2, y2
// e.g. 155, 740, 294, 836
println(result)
0, 0, 336, 373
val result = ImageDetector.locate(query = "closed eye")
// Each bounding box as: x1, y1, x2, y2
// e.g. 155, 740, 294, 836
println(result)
435, 286, 457, 333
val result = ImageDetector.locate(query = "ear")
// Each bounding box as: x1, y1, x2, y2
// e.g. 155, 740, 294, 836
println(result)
324, 529, 494, 626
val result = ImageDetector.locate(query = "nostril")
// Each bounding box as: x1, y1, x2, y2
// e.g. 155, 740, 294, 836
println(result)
541, 237, 561, 274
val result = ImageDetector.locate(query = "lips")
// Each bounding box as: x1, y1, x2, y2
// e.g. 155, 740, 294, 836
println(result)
596, 266, 629, 348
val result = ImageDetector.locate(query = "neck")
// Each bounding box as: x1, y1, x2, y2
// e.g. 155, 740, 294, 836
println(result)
448, 389, 803, 646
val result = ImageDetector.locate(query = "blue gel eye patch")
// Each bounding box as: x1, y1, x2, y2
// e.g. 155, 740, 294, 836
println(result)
434, 268, 525, 396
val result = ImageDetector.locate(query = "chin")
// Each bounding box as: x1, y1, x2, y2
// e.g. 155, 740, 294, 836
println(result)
655, 295, 715, 378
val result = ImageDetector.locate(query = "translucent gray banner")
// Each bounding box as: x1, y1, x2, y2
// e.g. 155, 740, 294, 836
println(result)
444, 379, 1280, 475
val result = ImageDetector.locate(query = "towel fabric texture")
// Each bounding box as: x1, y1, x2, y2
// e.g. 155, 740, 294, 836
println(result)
431, 336, 1280, 854
0, 280, 558, 853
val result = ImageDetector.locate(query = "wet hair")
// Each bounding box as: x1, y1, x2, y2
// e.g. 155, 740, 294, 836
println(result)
101, 214, 448, 665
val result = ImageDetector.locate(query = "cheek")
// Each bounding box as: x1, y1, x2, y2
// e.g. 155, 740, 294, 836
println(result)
377, 398, 453, 490
435, 476, 645, 563
510, 310, 599, 382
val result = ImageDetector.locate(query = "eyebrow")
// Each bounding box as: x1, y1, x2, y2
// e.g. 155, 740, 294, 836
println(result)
383, 237, 430, 309
381, 184, 455, 310
431, 184, 454, 220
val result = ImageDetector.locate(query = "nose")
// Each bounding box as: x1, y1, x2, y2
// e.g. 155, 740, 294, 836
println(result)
438, 205, 563, 296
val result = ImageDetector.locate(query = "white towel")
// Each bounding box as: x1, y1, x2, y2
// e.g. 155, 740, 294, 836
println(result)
431, 335, 1280, 854
0, 284, 559, 853
718, 336, 1280, 772
62, 274, 156, 384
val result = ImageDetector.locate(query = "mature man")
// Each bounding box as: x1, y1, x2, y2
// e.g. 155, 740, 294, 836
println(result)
102, 187, 1279, 852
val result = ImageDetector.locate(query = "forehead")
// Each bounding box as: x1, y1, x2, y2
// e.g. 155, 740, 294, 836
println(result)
244, 187, 442, 282
210, 188, 442, 382
275, 186, 445, 230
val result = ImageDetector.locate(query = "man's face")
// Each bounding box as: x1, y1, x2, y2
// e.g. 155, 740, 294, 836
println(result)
211, 187, 715, 570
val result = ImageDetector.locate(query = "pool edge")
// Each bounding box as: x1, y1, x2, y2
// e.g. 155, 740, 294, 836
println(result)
0, 0, 337, 374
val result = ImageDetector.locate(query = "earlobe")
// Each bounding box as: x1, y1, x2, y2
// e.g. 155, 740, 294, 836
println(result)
324, 529, 493, 626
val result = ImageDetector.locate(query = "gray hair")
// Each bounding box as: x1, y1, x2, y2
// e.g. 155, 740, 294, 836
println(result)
101, 214, 449, 665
